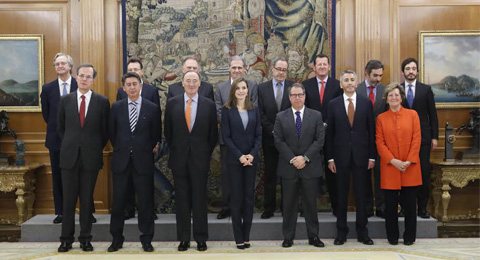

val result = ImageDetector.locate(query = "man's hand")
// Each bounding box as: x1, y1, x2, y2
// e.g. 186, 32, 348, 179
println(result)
239, 155, 253, 166
152, 143, 160, 153
367, 160, 375, 170
328, 161, 336, 173
292, 156, 306, 169
431, 139, 438, 151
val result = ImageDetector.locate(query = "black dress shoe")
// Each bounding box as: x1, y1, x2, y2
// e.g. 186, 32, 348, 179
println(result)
261, 211, 274, 219
124, 211, 135, 220
178, 241, 190, 251
142, 242, 154, 252
53, 215, 63, 224
236, 244, 245, 250
388, 239, 398, 245
107, 240, 124, 252
418, 211, 431, 219
80, 241, 94, 251
376, 209, 385, 218
398, 209, 405, 217
217, 209, 230, 219
404, 240, 414, 246
91, 215, 97, 224
366, 210, 374, 218
334, 238, 345, 245
282, 239, 293, 248
153, 213, 158, 220
244, 243, 250, 248
308, 236, 324, 247
197, 241, 207, 251
358, 237, 374, 245
58, 242, 72, 252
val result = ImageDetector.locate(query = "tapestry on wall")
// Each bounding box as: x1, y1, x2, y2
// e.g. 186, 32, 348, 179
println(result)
122, 0, 336, 213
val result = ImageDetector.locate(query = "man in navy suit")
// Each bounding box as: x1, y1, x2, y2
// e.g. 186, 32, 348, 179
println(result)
108, 72, 161, 252
116, 58, 160, 220
57, 64, 110, 252
400, 58, 438, 219
167, 57, 214, 101
164, 71, 218, 252
303, 54, 343, 216
257, 57, 293, 219
326, 70, 375, 246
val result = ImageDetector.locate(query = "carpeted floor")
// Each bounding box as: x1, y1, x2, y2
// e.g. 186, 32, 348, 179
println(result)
0, 238, 478, 260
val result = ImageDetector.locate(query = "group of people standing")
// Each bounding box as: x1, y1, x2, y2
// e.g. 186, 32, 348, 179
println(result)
41, 52, 437, 253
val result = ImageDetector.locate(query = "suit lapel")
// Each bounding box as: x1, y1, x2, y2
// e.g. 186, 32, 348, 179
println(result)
82, 92, 95, 127
280, 81, 291, 110
266, 80, 277, 111
134, 100, 147, 133
299, 108, 310, 140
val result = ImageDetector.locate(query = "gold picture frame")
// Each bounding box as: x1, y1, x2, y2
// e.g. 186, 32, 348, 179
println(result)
0, 34, 44, 112
418, 30, 480, 109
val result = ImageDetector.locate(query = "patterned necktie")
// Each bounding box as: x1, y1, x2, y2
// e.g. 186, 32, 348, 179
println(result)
275, 82, 283, 111
347, 98, 354, 127
129, 101, 138, 132
368, 86, 375, 107
185, 98, 192, 132
62, 82, 68, 96
407, 84, 414, 108
319, 81, 325, 104
79, 95, 86, 127
295, 111, 302, 139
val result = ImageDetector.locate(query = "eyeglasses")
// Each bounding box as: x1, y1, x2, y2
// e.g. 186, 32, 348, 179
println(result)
54, 62, 68, 67
274, 67, 288, 72
289, 93, 305, 98
78, 74, 93, 80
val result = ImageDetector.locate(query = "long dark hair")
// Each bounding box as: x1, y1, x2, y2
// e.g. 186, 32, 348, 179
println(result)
224, 77, 254, 110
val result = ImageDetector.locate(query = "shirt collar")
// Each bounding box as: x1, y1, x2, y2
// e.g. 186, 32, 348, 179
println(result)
128, 96, 142, 106
365, 80, 375, 88
58, 76, 72, 86
292, 106, 305, 115
317, 76, 329, 84
406, 79, 417, 87
272, 79, 284, 87
343, 92, 357, 101
77, 89, 92, 99
184, 92, 199, 103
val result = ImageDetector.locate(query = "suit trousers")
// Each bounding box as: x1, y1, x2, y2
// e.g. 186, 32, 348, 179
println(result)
262, 144, 281, 213
365, 154, 384, 212
49, 149, 63, 215
60, 150, 99, 243
384, 187, 417, 242
324, 158, 338, 212
417, 145, 431, 211
220, 145, 231, 210
282, 176, 319, 240
173, 159, 209, 242
336, 160, 369, 239
110, 157, 154, 243
124, 176, 136, 215
229, 163, 256, 244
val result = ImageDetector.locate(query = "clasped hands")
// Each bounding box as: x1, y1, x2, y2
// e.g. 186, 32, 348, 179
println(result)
239, 154, 254, 166
291, 156, 306, 170
390, 158, 411, 172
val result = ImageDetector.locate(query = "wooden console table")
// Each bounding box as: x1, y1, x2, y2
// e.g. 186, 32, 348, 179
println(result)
431, 159, 480, 223
0, 163, 43, 225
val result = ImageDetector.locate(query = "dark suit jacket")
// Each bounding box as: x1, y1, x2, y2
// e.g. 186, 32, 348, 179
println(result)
41, 78, 78, 151
116, 83, 160, 107
326, 95, 376, 168
167, 81, 214, 102
274, 107, 325, 179
257, 80, 293, 146
164, 94, 218, 173
303, 76, 342, 123
57, 91, 110, 171
109, 98, 161, 174
221, 106, 262, 164
356, 81, 387, 119
401, 82, 439, 146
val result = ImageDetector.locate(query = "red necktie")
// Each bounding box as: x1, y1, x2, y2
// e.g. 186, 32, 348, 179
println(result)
368, 86, 375, 107
79, 95, 86, 127
319, 81, 325, 104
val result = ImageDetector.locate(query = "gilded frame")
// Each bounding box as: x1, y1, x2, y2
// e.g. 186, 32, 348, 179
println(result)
419, 30, 480, 109
0, 34, 44, 112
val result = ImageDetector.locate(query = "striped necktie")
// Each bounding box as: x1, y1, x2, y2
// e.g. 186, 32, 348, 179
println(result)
129, 101, 138, 132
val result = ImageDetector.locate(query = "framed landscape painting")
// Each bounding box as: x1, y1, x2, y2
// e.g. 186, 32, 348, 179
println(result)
419, 30, 480, 109
0, 34, 44, 112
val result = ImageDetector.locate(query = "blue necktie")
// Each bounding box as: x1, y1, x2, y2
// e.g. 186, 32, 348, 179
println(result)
407, 84, 414, 108
295, 111, 301, 139
62, 82, 68, 96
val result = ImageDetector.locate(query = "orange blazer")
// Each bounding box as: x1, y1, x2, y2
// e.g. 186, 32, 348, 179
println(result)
376, 106, 422, 190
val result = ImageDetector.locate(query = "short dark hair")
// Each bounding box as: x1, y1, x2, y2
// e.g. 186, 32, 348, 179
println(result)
288, 82, 306, 95
365, 60, 384, 75
127, 58, 143, 69
121, 72, 141, 85
76, 63, 97, 79
182, 57, 198, 66
272, 57, 288, 68
313, 54, 330, 65
401, 58, 418, 73
225, 77, 254, 110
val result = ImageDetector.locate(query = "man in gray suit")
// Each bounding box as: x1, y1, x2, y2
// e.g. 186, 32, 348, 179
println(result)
274, 83, 325, 248
215, 55, 258, 219
57, 64, 110, 252
356, 60, 386, 218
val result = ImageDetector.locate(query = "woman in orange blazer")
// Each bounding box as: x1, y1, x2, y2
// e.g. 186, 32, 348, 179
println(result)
376, 83, 422, 246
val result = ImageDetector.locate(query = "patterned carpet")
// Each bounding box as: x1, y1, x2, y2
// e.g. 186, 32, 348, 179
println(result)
0, 238, 478, 260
